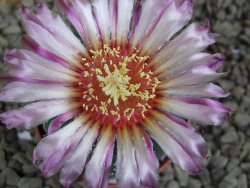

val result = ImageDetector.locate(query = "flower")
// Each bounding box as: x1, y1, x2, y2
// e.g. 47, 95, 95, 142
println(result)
0, 0, 230, 187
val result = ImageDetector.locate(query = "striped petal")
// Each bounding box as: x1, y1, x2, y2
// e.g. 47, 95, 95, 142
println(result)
144, 112, 205, 174
140, 0, 193, 54
21, 7, 82, 65
130, 0, 169, 47
160, 83, 229, 98
0, 82, 76, 102
2, 49, 76, 83
150, 23, 217, 68
157, 96, 231, 125
33, 116, 89, 177
116, 126, 139, 188
159, 66, 226, 88
160, 53, 225, 77
110, 0, 134, 46
85, 124, 115, 188
59, 122, 100, 187
71, 0, 101, 49
92, 0, 111, 45
0, 100, 77, 129
132, 125, 159, 187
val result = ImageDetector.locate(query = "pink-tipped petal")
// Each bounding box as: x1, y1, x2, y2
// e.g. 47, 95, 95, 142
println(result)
71, 0, 101, 49
153, 111, 208, 158
33, 116, 89, 177
162, 53, 225, 77
3, 49, 76, 83
85, 124, 115, 188
132, 125, 159, 188
158, 96, 231, 125
150, 23, 217, 67
21, 18, 78, 64
140, 0, 193, 54
59, 122, 100, 187
145, 115, 203, 175
130, 0, 169, 47
159, 66, 226, 88
116, 126, 139, 188
161, 83, 229, 98
0, 82, 75, 102
55, 0, 85, 43
0, 100, 77, 129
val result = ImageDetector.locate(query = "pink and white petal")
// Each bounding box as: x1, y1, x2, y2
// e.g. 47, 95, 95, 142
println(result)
144, 117, 202, 174
72, 0, 101, 49
22, 19, 78, 64
140, 0, 193, 55
159, 66, 226, 88
129, 0, 169, 47
55, 0, 85, 43
92, 0, 111, 45
115, 0, 134, 45
0, 99, 77, 129
152, 111, 208, 158
162, 53, 225, 77
21, 36, 73, 69
22, 5, 86, 57
116, 126, 139, 188
150, 23, 217, 67
33, 115, 89, 177
4, 49, 74, 75
48, 111, 77, 134
157, 96, 231, 125
85, 124, 115, 188
4, 50, 77, 83
59, 122, 100, 187
161, 83, 229, 98
0, 82, 76, 102
131, 125, 159, 188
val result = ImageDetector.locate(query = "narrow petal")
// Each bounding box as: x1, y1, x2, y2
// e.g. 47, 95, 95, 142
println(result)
131, 125, 159, 188
55, 0, 85, 44
92, 0, 111, 44
160, 83, 229, 98
159, 66, 226, 88
152, 111, 208, 158
0, 100, 77, 129
110, 0, 134, 46
3, 49, 76, 83
116, 126, 139, 188
71, 0, 101, 49
159, 53, 225, 77
157, 96, 231, 125
144, 115, 203, 174
22, 4, 86, 58
59, 122, 100, 187
140, 0, 193, 54
129, 0, 169, 47
33, 115, 89, 177
150, 23, 217, 67
22, 19, 78, 64
0, 82, 76, 102
85, 124, 115, 188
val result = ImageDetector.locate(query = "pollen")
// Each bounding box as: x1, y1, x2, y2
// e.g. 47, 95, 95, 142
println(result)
78, 44, 161, 125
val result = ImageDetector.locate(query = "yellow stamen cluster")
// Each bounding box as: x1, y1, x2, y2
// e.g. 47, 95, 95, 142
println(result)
79, 45, 161, 122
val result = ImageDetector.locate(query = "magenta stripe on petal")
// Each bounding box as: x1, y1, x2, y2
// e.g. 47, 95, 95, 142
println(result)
48, 111, 77, 134
21, 36, 72, 69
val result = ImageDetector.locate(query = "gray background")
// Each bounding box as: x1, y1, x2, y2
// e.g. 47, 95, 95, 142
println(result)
0, 0, 249, 187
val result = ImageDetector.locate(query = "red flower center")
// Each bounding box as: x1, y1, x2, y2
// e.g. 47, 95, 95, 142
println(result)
77, 45, 160, 126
